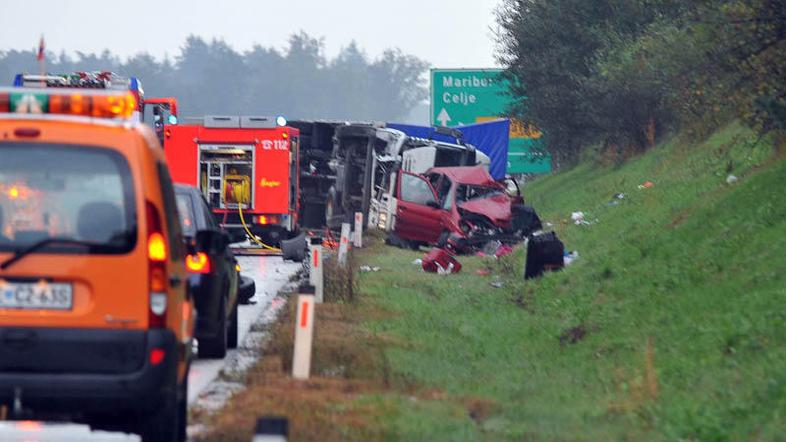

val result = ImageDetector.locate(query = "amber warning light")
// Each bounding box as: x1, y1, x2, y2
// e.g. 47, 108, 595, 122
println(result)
0, 87, 137, 119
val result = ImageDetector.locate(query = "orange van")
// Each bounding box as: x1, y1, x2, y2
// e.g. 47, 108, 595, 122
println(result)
0, 87, 194, 442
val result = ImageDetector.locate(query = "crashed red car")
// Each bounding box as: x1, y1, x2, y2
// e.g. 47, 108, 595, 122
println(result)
389, 166, 541, 251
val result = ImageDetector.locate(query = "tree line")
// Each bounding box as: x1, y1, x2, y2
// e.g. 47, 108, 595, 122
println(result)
497, 0, 786, 164
0, 32, 428, 122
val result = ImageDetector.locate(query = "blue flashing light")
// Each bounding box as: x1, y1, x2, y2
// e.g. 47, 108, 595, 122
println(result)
13, 74, 23, 87
168, 115, 178, 125
129, 77, 139, 92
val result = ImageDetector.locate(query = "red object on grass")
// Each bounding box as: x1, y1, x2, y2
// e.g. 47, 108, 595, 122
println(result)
422, 248, 462, 274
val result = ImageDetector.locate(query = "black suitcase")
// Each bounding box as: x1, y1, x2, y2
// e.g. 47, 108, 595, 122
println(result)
525, 231, 565, 279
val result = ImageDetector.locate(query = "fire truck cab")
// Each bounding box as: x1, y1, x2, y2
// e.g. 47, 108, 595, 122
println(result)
163, 116, 300, 245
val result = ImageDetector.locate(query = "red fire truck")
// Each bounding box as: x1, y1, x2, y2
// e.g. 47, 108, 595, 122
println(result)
163, 115, 300, 246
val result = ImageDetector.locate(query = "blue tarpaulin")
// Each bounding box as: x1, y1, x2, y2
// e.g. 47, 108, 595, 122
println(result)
387, 119, 510, 179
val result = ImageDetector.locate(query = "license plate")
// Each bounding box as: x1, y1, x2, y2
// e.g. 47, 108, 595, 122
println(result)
0, 282, 73, 311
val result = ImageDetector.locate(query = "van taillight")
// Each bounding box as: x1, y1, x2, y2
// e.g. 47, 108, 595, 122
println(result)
149, 348, 166, 366
186, 252, 211, 274
148, 233, 167, 262
146, 201, 167, 328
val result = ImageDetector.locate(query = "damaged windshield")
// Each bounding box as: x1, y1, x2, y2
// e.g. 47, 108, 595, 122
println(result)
456, 184, 504, 204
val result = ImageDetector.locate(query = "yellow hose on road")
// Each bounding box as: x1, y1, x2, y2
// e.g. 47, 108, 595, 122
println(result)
238, 204, 281, 252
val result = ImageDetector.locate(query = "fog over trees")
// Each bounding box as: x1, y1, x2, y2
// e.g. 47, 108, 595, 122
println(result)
0, 32, 429, 122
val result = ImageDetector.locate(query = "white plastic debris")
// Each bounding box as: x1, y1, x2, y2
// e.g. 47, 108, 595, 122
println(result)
571, 212, 592, 225
435, 262, 456, 275
411, 258, 423, 265
564, 251, 579, 266
726, 174, 738, 185
359, 265, 381, 273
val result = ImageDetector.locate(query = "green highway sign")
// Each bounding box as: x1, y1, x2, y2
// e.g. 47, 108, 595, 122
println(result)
430, 68, 551, 175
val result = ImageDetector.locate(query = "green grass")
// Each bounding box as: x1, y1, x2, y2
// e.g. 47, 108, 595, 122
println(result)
351, 122, 786, 441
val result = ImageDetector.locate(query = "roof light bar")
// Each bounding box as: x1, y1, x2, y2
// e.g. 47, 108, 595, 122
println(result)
0, 87, 137, 119
16, 72, 137, 91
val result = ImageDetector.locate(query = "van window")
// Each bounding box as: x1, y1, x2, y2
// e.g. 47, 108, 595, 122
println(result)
0, 143, 136, 253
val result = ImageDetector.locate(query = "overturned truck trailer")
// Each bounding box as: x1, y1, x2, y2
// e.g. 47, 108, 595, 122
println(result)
329, 125, 490, 231
289, 120, 341, 229
290, 120, 489, 231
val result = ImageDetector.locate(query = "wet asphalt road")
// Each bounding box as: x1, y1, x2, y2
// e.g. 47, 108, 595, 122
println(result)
0, 255, 301, 442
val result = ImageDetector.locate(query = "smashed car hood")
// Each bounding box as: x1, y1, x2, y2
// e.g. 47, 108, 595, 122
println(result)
458, 194, 512, 223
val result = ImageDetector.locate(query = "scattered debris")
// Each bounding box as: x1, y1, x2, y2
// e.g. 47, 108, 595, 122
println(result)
495, 244, 514, 258
476, 268, 491, 276
359, 265, 381, 273
411, 258, 423, 265
489, 281, 504, 289
436, 262, 459, 275
637, 180, 654, 190
422, 247, 462, 274
571, 211, 594, 225
481, 240, 503, 256
608, 193, 626, 206
559, 324, 588, 345
726, 174, 738, 185
564, 251, 579, 266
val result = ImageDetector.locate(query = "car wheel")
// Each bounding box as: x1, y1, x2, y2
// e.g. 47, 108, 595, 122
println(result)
228, 300, 239, 349
175, 372, 188, 442
238, 275, 256, 304
199, 296, 227, 359
140, 377, 183, 442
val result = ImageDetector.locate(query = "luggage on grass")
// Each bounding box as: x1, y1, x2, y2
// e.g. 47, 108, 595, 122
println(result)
524, 231, 565, 279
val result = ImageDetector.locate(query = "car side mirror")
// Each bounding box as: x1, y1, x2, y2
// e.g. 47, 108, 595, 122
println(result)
195, 230, 229, 254
426, 200, 441, 209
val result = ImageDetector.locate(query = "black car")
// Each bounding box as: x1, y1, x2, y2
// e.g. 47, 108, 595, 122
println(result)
175, 184, 239, 358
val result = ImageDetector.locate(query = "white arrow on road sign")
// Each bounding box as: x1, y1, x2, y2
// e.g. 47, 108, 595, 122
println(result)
436, 108, 451, 126
16, 94, 43, 114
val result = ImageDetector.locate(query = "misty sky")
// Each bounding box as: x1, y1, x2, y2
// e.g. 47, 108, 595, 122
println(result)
0, 0, 502, 68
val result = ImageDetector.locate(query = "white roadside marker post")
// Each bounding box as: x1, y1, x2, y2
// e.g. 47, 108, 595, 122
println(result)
309, 237, 324, 303
292, 285, 315, 380
353, 212, 363, 248
338, 222, 351, 266
252, 416, 289, 442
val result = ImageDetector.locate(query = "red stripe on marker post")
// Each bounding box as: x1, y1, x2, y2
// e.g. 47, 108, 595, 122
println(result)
292, 285, 316, 379
300, 301, 309, 328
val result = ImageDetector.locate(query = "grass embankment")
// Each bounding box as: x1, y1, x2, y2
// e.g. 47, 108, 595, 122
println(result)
204, 123, 785, 441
